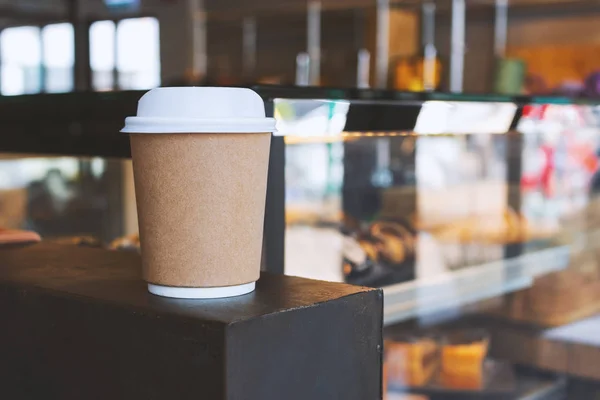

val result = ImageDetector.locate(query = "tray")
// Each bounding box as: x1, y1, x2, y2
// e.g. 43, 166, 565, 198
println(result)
388, 360, 517, 400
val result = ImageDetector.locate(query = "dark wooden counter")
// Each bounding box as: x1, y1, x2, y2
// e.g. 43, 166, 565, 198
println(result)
0, 242, 382, 400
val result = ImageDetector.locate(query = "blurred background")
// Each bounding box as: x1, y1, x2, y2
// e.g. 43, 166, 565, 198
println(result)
2, 0, 600, 399
0, 0, 599, 94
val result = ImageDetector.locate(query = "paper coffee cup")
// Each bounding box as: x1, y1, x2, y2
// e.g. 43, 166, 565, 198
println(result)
122, 87, 276, 299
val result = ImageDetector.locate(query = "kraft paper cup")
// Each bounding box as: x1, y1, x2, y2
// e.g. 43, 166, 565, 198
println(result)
122, 87, 276, 299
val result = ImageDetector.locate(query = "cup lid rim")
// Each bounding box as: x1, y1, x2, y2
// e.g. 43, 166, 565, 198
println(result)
121, 116, 277, 134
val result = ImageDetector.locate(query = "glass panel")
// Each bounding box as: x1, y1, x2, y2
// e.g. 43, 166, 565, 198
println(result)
269, 93, 600, 398
279, 99, 420, 286
0, 155, 124, 243
90, 20, 116, 91
277, 96, 583, 298
1, 26, 42, 95
42, 23, 74, 93
116, 17, 160, 90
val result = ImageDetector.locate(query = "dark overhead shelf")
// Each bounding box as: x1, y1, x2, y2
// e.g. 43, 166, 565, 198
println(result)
0, 87, 595, 158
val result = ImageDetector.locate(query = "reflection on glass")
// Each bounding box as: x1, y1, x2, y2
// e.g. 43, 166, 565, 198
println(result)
42, 23, 74, 93
90, 20, 116, 91
417, 133, 509, 272
0, 156, 123, 243
275, 99, 350, 139
414, 101, 517, 135
279, 97, 419, 286
519, 104, 600, 226
116, 17, 160, 90
279, 98, 600, 297
1, 26, 42, 95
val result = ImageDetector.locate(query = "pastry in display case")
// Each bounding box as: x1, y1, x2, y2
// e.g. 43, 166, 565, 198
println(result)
498, 246, 600, 326
109, 232, 141, 252
431, 208, 556, 245
429, 208, 559, 270
386, 335, 439, 387
342, 218, 417, 287
439, 330, 489, 390
384, 329, 521, 398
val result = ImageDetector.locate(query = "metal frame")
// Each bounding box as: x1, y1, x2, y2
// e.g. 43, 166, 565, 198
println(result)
188, 0, 207, 80
242, 16, 257, 79
375, 0, 390, 89
263, 100, 286, 274
449, 0, 465, 93
307, 1, 321, 86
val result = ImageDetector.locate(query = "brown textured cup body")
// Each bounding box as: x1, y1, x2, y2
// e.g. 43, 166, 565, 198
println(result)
130, 132, 271, 288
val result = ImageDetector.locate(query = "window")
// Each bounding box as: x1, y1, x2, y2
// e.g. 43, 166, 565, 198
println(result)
117, 18, 160, 90
0, 24, 74, 95
1, 26, 42, 95
42, 23, 74, 93
0, 18, 158, 94
90, 21, 116, 91
90, 17, 160, 91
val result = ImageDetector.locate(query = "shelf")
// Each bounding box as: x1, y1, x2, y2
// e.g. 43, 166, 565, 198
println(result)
0, 90, 596, 158
451, 313, 600, 381
544, 314, 600, 347
383, 245, 571, 326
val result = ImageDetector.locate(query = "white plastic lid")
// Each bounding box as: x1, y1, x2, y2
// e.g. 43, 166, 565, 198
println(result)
121, 87, 277, 133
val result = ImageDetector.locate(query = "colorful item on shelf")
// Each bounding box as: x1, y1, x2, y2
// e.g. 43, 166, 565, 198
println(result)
554, 80, 584, 97
393, 56, 441, 92
509, 44, 600, 92
524, 74, 549, 95
386, 336, 439, 387
383, 329, 520, 397
584, 71, 600, 97
494, 58, 526, 95
440, 330, 489, 390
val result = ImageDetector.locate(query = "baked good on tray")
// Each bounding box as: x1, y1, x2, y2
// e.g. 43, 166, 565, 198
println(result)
440, 330, 488, 389
431, 209, 556, 244
342, 233, 377, 279
386, 337, 439, 386
370, 220, 416, 264
109, 233, 140, 252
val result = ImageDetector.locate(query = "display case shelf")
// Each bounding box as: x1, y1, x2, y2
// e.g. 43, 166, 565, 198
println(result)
383, 245, 570, 325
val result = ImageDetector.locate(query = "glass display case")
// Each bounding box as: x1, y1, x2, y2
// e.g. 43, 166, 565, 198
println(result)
1, 88, 600, 399
0, 92, 139, 247
0, 155, 125, 242
256, 89, 600, 325
256, 87, 600, 399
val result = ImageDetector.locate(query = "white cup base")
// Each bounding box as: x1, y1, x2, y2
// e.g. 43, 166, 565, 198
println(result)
148, 282, 256, 299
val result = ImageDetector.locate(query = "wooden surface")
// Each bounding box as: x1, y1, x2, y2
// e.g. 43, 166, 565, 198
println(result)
0, 242, 383, 400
